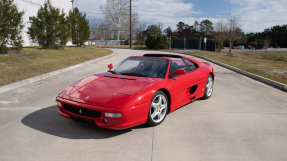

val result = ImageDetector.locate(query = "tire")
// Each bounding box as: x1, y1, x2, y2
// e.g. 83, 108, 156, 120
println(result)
146, 91, 169, 126
202, 74, 214, 99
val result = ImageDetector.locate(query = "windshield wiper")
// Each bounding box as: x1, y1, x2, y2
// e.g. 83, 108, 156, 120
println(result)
108, 70, 118, 74
120, 73, 147, 77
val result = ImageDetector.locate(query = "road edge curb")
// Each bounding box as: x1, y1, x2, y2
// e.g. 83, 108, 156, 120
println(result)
0, 52, 117, 94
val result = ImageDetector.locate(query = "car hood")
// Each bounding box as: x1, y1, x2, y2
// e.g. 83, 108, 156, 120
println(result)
61, 74, 160, 108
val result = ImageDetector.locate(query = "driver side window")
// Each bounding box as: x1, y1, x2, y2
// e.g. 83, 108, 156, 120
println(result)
184, 59, 197, 72
170, 58, 189, 74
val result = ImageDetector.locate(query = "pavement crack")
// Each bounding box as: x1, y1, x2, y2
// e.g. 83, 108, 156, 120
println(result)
151, 127, 154, 161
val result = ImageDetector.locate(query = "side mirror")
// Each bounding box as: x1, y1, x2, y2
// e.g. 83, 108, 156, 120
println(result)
108, 63, 113, 70
169, 69, 186, 78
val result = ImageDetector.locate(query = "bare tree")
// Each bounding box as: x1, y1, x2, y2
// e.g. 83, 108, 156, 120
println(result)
263, 36, 272, 53
90, 19, 102, 40
90, 18, 111, 40
100, 0, 139, 40
134, 22, 147, 41
213, 19, 227, 53
226, 15, 242, 55
157, 22, 164, 32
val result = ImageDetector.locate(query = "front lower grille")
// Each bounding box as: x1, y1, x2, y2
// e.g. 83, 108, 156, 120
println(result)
63, 104, 102, 118
71, 115, 96, 126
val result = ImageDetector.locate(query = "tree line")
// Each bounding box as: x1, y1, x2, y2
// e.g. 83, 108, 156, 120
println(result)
164, 20, 214, 35
243, 25, 287, 48
213, 18, 287, 54
0, 0, 90, 54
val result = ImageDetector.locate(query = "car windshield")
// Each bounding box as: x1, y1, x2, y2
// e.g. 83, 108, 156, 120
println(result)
109, 57, 169, 78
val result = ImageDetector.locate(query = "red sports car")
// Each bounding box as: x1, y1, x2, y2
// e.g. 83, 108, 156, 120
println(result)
56, 54, 215, 130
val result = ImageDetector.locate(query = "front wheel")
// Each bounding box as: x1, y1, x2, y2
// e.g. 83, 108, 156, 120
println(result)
146, 91, 168, 126
202, 74, 214, 99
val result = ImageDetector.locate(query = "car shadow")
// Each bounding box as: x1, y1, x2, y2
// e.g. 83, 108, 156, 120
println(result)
171, 98, 203, 113
21, 106, 150, 139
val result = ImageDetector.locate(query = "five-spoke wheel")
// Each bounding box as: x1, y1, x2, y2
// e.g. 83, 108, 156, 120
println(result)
146, 91, 168, 126
202, 74, 214, 99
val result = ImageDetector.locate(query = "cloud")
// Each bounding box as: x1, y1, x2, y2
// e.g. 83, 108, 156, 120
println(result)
228, 0, 287, 32
75, 0, 212, 31
74, 0, 287, 33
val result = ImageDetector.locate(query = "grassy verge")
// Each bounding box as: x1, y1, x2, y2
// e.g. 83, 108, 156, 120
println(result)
190, 50, 287, 84
0, 46, 113, 86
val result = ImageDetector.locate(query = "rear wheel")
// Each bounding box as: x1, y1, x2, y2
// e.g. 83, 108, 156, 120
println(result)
202, 74, 214, 99
146, 91, 168, 126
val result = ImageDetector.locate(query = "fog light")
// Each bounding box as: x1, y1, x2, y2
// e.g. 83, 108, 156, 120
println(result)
62, 109, 65, 113
104, 113, 122, 118
103, 119, 108, 124
56, 101, 62, 107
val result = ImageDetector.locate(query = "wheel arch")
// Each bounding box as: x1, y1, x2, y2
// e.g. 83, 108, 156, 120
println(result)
158, 88, 171, 113
209, 72, 214, 80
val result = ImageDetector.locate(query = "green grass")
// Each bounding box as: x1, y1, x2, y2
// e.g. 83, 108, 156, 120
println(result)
190, 50, 287, 85
0, 46, 113, 86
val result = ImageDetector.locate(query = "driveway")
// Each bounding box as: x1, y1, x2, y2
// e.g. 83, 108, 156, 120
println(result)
0, 49, 287, 161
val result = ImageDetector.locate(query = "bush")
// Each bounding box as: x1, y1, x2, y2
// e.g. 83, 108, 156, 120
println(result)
0, 0, 24, 54
145, 34, 158, 49
28, 0, 70, 49
145, 35, 169, 49
157, 35, 169, 49
133, 41, 145, 45
124, 40, 129, 45
68, 7, 90, 47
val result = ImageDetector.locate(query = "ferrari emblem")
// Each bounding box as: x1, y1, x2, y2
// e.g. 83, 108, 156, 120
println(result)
85, 96, 89, 99
158, 107, 160, 111
79, 109, 82, 114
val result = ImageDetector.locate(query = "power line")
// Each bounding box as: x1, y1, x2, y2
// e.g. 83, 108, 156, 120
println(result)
20, 0, 41, 6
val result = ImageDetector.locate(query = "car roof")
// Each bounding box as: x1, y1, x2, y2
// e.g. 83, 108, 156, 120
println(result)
143, 54, 182, 58
131, 54, 204, 67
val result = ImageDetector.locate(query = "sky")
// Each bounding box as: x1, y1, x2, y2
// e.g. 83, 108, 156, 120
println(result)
74, 0, 287, 33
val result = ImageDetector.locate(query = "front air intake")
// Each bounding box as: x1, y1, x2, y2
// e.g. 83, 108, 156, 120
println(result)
63, 104, 102, 118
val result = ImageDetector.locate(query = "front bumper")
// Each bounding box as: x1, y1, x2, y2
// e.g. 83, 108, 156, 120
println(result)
56, 97, 149, 130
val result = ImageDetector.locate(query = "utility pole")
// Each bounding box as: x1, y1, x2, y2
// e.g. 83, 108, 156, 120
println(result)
71, 0, 74, 9
130, 0, 132, 48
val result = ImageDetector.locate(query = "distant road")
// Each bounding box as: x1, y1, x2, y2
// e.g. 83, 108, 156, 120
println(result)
222, 47, 287, 51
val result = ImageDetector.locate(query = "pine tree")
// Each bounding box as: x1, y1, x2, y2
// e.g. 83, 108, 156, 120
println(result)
27, 0, 70, 49
68, 8, 90, 47
0, 0, 24, 54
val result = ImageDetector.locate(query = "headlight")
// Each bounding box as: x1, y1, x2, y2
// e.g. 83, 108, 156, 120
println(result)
56, 101, 62, 107
104, 113, 122, 118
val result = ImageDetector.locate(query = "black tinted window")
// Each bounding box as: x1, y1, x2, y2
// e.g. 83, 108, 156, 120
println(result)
112, 57, 169, 78
184, 59, 198, 71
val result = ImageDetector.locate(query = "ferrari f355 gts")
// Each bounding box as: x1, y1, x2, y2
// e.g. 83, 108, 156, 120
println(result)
56, 54, 215, 129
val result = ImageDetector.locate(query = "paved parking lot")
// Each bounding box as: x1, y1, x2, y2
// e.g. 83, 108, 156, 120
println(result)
0, 49, 287, 161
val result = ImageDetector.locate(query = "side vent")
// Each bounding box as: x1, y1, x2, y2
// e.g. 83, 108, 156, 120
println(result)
190, 85, 198, 94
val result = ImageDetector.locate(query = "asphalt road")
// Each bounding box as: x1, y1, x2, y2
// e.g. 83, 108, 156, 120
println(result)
0, 49, 287, 161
